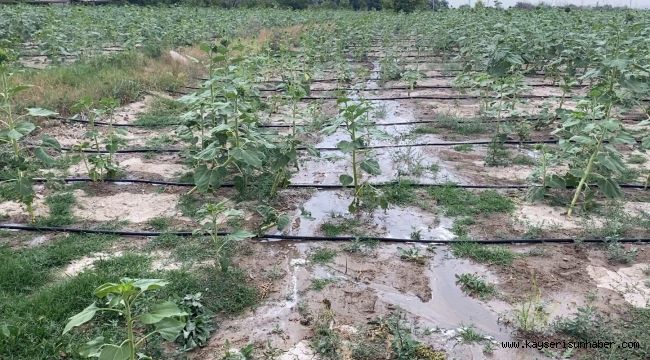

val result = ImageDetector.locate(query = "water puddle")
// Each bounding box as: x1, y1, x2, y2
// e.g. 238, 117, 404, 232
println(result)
368, 248, 512, 340
285, 190, 454, 240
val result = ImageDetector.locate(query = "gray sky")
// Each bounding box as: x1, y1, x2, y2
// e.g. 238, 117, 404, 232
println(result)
447, 0, 649, 8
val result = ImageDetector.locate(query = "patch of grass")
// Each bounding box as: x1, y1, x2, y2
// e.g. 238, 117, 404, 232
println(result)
605, 240, 637, 264
144, 134, 176, 149
511, 153, 536, 165
428, 186, 514, 217
382, 181, 416, 206
147, 217, 171, 231
451, 240, 515, 266
451, 217, 475, 237
341, 238, 378, 255
0, 234, 115, 294
398, 246, 427, 265
320, 218, 362, 237
36, 191, 75, 227
554, 306, 650, 359
413, 125, 440, 134
455, 273, 496, 299
437, 115, 487, 135
627, 154, 647, 165
178, 194, 202, 218
458, 326, 486, 343
133, 98, 188, 128
453, 143, 474, 152
15, 52, 193, 115
310, 248, 337, 264
310, 278, 336, 291
147, 233, 184, 249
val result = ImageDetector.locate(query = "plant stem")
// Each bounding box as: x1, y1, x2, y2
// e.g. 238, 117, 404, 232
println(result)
567, 134, 603, 217
125, 301, 136, 360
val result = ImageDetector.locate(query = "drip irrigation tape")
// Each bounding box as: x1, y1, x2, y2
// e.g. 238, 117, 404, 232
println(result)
59, 139, 561, 154
25, 177, 648, 190
251, 83, 586, 92
46, 113, 647, 130
1, 223, 648, 244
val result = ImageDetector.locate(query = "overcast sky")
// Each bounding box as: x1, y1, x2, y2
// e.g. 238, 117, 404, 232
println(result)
447, 0, 649, 8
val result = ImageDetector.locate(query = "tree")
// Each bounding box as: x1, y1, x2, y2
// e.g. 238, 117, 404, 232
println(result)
432, 0, 448, 11
392, 0, 423, 12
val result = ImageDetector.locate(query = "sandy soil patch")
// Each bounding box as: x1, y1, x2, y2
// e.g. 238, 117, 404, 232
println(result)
587, 263, 650, 308
72, 189, 182, 223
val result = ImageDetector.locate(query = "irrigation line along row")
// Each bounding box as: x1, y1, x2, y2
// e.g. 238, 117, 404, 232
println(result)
61, 136, 650, 154
24, 177, 650, 190
47, 113, 647, 129
183, 83, 587, 92
60, 139, 564, 154
1, 223, 648, 244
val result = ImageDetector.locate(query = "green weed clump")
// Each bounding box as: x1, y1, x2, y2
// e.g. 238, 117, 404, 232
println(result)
428, 186, 514, 217
451, 240, 515, 266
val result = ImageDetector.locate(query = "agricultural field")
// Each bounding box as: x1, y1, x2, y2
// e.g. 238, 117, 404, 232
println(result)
1, 4, 650, 360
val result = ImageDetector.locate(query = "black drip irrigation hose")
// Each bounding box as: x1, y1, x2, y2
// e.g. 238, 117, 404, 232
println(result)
25, 177, 650, 190
59, 139, 563, 154
251, 83, 587, 92
46, 113, 648, 130
1, 223, 648, 244
61, 137, 650, 154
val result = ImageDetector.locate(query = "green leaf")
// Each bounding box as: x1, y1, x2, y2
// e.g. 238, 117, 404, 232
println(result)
596, 177, 622, 199
360, 159, 381, 175
79, 336, 105, 358
140, 302, 186, 325
98, 343, 131, 360
155, 317, 186, 341
569, 135, 595, 145
41, 135, 61, 151
597, 154, 626, 174
63, 303, 99, 334
231, 148, 263, 168
27, 108, 58, 117
336, 140, 359, 153
132, 279, 168, 292
339, 174, 353, 186
226, 229, 254, 242
35, 147, 57, 165
94, 282, 127, 298
194, 165, 225, 190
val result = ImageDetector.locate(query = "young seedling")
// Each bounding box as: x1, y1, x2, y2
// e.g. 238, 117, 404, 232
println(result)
323, 97, 388, 212
195, 201, 253, 271
0, 55, 60, 221
63, 278, 187, 360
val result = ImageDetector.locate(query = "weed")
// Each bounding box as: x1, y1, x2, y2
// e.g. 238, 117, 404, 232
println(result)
398, 246, 427, 265
342, 238, 378, 255
437, 115, 487, 135
320, 218, 361, 237
627, 154, 647, 165
453, 144, 474, 152
458, 326, 486, 343
514, 274, 548, 333
455, 273, 496, 299
147, 217, 171, 231
605, 240, 637, 264
37, 191, 76, 227
451, 240, 515, 266
310, 278, 336, 291
311, 302, 340, 359
451, 217, 475, 237
310, 248, 337, 264
511, 153, 536, 165
428, 186, 514, 217
382, 181, 416, 206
